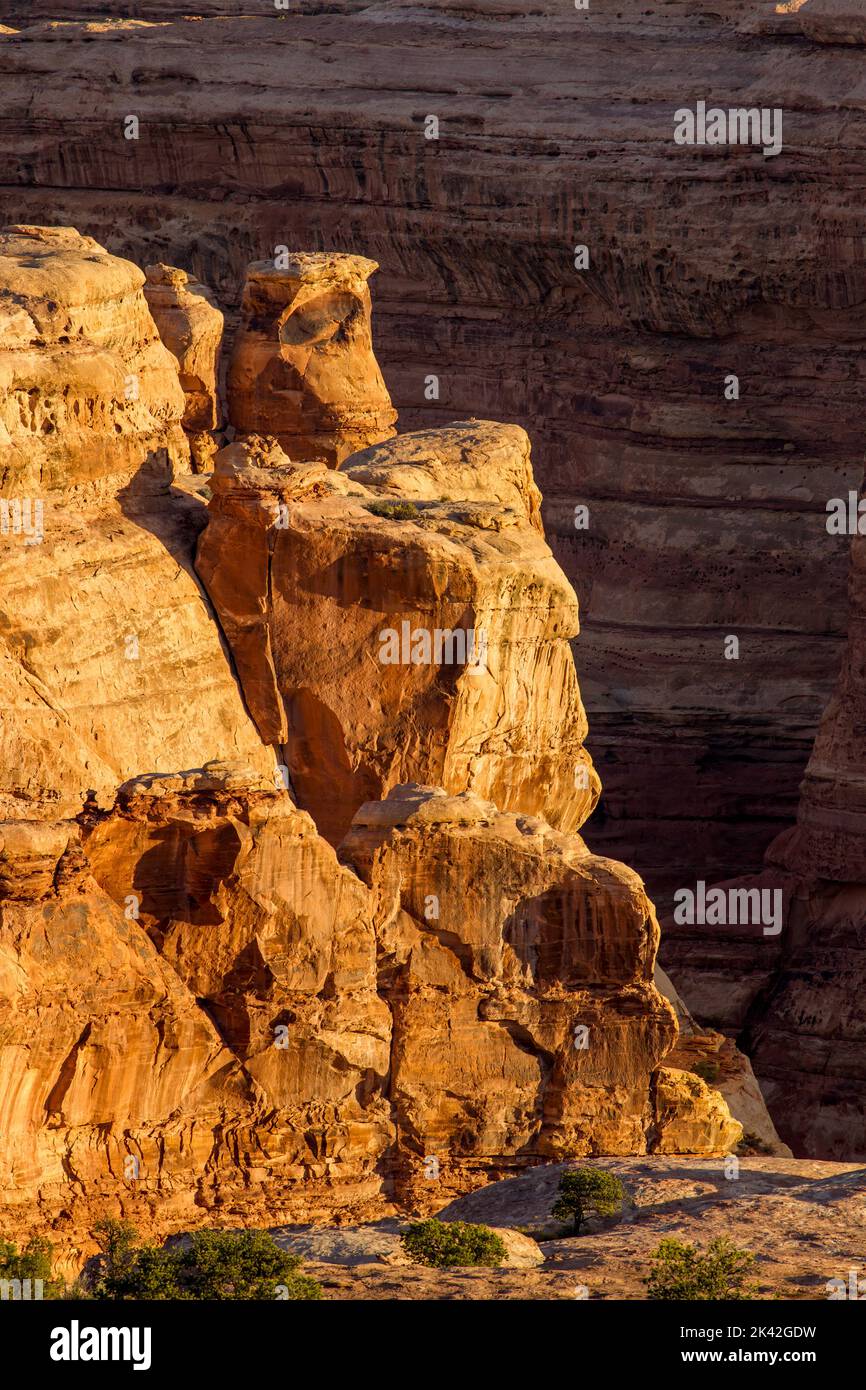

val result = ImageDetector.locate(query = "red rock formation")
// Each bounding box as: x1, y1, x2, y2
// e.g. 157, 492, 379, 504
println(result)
228, 252, 397, 465
0, 5, 860, 904
340, 783, 740, 1206
195, 425, 600, 847
0, 226, 744, 1262
0, 225, 274, 820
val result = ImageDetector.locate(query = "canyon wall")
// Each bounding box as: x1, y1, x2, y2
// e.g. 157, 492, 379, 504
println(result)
663, 489, 866, 1159
0, 1, 860, 906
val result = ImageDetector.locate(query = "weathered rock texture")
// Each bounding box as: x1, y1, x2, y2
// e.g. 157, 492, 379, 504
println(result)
82, 763, 395, 1185
195, 423, 600, 847
0, 813, 252, 1238
0, 3, 861, 905
228, 252, 397, 465
655, 965, 790, 1158
143, 262, 223, 469
0, 766, 741, 1262
0, 225, 273, 820
663, 503, 866, 1159
339, 783, 740, 1210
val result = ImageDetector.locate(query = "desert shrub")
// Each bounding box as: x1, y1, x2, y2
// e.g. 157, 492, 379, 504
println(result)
644, 1237, 760, 1301
692, 1060, 720, 1085
551, 1167, 626, 1234
364, 499, 421, 520
0, 1236, 65, 1299
737, 1130, 774, 1155
88, 1220, 321, 1301
400, 1218, 506, 1268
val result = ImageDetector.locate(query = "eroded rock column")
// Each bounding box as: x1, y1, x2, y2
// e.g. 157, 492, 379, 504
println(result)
227, 251, 397, 465
143, 262, 224, 471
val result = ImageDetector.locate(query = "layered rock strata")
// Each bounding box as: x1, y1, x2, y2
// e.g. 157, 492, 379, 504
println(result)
0, 224, 273, 820
0, 225, 743, 1262
663, 500, 866, 1159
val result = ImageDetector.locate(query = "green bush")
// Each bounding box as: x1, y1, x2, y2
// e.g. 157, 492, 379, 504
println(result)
364, 499, 421, 520
551, 1167, 626, 1235
0, 1236, 64, 1299
691, 1060, 720, 1085
89, 1220, 321, 1301
644, 1237, 760, 1301
400, 1219, 506, 1268
737, 1130, 774, 1156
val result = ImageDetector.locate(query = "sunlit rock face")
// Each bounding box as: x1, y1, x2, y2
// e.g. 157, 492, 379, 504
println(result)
227, 252, 397, 466
195, 423, 600, 848
144, 261, 224, 469
339, 783, 741, 1205
2, 5, 863, 907
0, 225, 273, 821
0, 228, 743, 1263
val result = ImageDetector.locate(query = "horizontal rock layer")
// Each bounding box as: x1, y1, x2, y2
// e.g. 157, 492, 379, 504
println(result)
663, 501, 866, 1159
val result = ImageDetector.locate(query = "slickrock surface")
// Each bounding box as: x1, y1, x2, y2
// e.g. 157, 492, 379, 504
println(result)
0, 225, 273, 819
228, 252, 397, 465
269, 1158, 866, 1301
143, 261, 223, 469
343, 422, 543, 534
664, 512, 866, 1159
196, 425, 600, 847
0, 3, 862, 902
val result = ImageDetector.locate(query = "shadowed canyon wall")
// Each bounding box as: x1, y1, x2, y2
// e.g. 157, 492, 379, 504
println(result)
0, 1, 862, 909
662, 479, 866, 1159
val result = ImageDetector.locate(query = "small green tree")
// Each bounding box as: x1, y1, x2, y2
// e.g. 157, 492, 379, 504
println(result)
551, 1167, 626, 1234
0, 1236, 64, 1299
644, 1237, 760, 1301
88, 1222, 320, 1301
737, 1130, 773, 1156
177, 1230, 320, 1301
692, 1060, 720, 1085
401, 1219, 506, 1268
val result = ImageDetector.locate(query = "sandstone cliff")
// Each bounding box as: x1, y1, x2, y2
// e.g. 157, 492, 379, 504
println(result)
0, 225, 742, 1263
143, 261, 224, 470
0, 225, 274, 821
195, 424, 599, 847
228, 252, 397, 465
